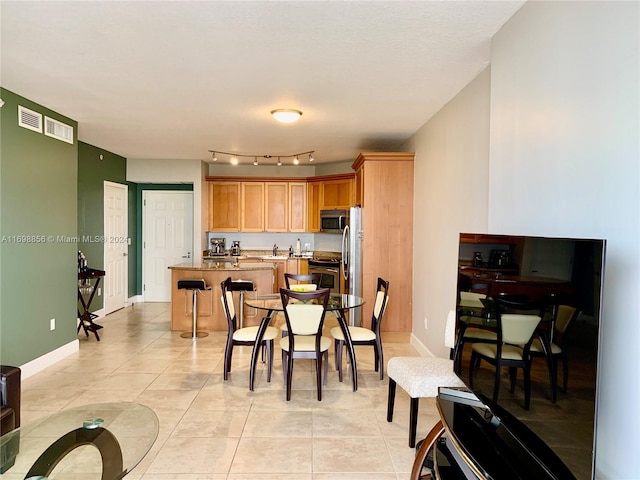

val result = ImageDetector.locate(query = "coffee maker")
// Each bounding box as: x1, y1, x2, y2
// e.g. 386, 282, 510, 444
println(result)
209, 238, 226, 256
231, 241, 241, 256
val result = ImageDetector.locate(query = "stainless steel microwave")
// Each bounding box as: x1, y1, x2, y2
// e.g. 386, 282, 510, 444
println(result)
320, 209, 349, 233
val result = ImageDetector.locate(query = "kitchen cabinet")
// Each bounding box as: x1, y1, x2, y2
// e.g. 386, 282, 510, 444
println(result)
273, 257, 309, 292
241, 182, 265, 232
208, 181, 240, 231
321, 178, 353, 209
460, 233, 517, 244
306, 174, 355, 233
288, 182, 307, 232
354, 166, 364, 207
352, 152, 414, 333
208, 179, 308, 232
265, 182, 288, 232
307, 182, 322, 232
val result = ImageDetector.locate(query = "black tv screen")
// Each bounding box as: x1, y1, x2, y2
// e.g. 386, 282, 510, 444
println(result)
455, 233, 605, 479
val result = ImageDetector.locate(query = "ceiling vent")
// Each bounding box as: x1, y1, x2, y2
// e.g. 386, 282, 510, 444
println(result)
18, 105, 43, 133
44, 116, 74, 144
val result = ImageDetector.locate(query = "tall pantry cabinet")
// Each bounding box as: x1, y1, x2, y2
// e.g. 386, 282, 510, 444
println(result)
352, 152, 414, 335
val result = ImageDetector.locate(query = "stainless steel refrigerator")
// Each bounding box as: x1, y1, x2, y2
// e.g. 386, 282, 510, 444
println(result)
341, 206, 363, 326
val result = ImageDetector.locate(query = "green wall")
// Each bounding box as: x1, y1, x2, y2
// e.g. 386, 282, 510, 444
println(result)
77, 142, 132, 310
134, 184, 193, 294
0, 88, 78, 366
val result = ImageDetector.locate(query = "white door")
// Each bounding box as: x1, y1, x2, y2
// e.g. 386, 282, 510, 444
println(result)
143, 191, 193, 302
104, 181, 128, 314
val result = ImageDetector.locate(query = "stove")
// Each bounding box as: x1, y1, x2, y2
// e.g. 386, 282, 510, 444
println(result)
309, 257, 341, 267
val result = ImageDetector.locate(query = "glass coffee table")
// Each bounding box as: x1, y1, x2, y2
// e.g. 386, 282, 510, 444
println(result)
0, 402, 158, 479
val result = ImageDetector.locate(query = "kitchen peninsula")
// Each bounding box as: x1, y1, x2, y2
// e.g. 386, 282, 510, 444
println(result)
169, 261, 276, 331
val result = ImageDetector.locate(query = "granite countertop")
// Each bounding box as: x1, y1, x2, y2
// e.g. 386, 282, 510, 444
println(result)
169, 261, 277, 271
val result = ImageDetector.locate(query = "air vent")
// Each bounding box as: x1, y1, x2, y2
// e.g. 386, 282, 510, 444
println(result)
44, 116, 74, 144
18, 105, 43, 133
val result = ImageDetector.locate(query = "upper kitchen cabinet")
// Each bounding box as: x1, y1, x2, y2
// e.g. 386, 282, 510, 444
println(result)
207, 178, 307, 232
288, 182, 307, 232
241, 182, 265, 232
208, 181, 240, 231
265, 182, 288, 232
307, 174, 355, 233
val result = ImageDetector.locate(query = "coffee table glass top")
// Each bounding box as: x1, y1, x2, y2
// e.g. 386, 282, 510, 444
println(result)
0, 402, 158, 479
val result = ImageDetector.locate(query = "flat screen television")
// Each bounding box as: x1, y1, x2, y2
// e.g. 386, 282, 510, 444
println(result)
455, 233, 605, 480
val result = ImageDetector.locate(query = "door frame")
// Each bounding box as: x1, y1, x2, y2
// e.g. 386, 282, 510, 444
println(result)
103, 180, 129, 314
141, 190, 194, 302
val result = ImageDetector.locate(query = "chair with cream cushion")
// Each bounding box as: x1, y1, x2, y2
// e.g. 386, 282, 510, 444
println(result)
453, 290, 497, 373
529, 304, 581, 402
280, 273, 321, 336
220, 277, 279, 391
468, 297, 544, 409
331, 277, 389, 382
279, 287, 331, 401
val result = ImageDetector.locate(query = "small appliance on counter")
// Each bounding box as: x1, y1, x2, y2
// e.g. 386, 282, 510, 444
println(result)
231, 241, 241, 256
209, 238, 226, 256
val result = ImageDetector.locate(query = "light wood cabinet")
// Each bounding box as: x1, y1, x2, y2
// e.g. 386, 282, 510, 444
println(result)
352, 152, 414, 333
273, 258, 309, 292
307, 182, 322, 232
288, 182, 307, 232
321, 178, 353, 209
265, 182, 288, 232
208, 181, 240, 231
241, 182, 265, 232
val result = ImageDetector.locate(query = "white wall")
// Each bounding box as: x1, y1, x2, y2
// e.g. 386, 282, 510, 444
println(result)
408, 2, 639, 477
127, 158, 206, 261
406, 66, 491, 357
490, 2, 639, 478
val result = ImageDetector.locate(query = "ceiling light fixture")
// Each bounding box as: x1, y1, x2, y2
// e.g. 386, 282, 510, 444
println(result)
270, 109, 302, 123
207, 149, 315, 166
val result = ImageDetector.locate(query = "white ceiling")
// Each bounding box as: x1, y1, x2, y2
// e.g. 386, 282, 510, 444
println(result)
1, 1, 525, 166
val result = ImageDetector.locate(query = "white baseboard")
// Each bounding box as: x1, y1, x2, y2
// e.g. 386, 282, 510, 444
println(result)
410, 333, 437, 357
19, 340, 79, 380
128, 295, 143, 305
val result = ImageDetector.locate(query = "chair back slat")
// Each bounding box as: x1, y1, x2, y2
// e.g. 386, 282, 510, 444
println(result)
285, 304, 325, 335
501, 314, 542, 345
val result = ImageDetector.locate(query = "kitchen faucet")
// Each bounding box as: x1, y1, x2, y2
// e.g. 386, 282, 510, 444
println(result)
273, 244, 278, 256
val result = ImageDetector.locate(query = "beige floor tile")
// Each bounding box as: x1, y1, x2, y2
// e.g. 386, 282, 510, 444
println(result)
312, 437, 395, 473
134, 389, 200, 411
146, 371, 211, 390
243, 410, 312, 437
313, 410, 382, 437
230, 437, 313, 474
172, 409, 249, 437
146, 437, 238, 474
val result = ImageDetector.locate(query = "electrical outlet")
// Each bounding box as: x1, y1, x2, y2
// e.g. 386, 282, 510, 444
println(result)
424, 316, 428, 329
98, 287, 101, 296
50, 318, 55, 331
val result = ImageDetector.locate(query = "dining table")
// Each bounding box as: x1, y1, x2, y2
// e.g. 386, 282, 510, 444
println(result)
245, 292, 366, 391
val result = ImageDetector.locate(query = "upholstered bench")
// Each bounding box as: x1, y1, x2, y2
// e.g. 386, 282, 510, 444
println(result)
387, 356, 465, 447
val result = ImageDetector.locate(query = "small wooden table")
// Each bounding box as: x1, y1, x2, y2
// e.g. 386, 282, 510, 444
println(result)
78, 268, 106, 341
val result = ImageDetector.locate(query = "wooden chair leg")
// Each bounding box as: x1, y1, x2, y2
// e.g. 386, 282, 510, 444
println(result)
409, 397, 420, 448
335, 340, 344, 382
387, 378, 397, 422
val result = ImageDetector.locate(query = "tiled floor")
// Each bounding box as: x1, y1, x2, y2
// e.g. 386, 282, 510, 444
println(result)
16, 302, 595, 479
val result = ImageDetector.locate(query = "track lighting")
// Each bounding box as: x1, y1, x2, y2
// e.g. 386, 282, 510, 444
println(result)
207, 149, 315, 166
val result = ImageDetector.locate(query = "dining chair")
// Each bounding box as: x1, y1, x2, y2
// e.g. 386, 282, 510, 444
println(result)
452, 289, 497, 373
280, 273, 321, 336
279, 287, 331, 401
283, 273, 321, 290
331, 277, 389, 381
529, 304, 582, 402
220, 277, 279, 391
468, 297, 545, 409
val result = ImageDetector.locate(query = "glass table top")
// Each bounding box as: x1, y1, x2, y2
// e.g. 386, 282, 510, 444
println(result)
245, 293, 365, 312
0, 402, 158, 479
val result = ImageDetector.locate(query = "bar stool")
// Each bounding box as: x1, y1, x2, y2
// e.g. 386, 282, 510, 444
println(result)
178, 279, 210, 339
227, 280, 255, 329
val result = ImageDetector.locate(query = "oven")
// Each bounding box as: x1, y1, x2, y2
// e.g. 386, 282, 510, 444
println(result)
308, 258, 342, 293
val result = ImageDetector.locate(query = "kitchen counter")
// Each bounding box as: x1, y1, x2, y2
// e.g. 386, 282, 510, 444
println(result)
170, 261, 277, 271
169, 262, 276, 331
